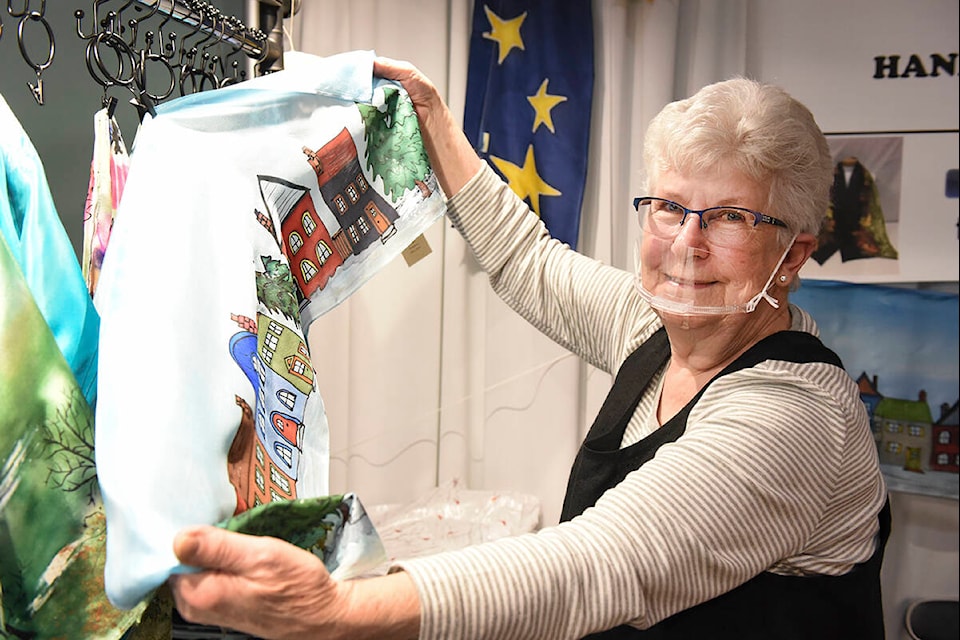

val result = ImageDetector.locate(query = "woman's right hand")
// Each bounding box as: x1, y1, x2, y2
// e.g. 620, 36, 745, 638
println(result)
373, 57, 444, 126
168, 525, 421, 640
372, 56, 483, 197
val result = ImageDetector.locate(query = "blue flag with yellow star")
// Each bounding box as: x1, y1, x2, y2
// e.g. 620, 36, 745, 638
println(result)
463, 0, 593, 250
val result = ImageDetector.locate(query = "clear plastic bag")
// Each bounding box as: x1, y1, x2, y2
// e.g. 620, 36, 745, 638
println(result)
367, 480, 542, 567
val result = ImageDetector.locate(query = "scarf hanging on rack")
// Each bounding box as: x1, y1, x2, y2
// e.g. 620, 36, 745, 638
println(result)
83, 104, 131, 301
0, 233, 144, 638
0, 93, 100, 408
95, 49, 443, 611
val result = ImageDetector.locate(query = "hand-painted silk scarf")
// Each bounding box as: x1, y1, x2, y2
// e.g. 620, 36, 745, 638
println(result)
95, 50, 440, 610
82, 107, 130, 300
0, 234, 143, 638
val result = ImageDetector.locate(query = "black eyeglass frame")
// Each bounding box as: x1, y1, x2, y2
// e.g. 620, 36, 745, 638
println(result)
632, 196, 789, 230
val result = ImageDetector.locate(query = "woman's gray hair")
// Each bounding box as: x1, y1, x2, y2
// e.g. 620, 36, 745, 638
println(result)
642, 77, 832, 243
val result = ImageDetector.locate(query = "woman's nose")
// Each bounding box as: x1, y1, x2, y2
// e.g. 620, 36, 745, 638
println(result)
673, 212, 709, 247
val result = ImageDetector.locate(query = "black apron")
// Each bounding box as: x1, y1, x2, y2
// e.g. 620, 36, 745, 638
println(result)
560, 328, 890, 640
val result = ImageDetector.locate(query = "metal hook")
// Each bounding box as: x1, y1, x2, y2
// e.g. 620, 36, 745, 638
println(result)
175, 1, 205, 66
199, 9, 228, 85
7, 0, 34, 19
74, 0, 112, 40
161, 29, 177, 60
102, 9, 120, 36
219, 18, 249, 88
126, 0, 160, 47
200, 7, 224, 54
99, 0, 134, 37
178, 49, 201, 95
190, 14, 217, 57
17, 7, 54, 105
174, 4, 217, 93
151, 0, 173, 53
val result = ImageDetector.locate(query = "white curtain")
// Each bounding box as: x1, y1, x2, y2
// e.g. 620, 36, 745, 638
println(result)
287, 0, 747, 525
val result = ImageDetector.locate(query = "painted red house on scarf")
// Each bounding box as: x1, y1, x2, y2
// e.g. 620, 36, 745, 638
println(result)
259, 128, 400, 301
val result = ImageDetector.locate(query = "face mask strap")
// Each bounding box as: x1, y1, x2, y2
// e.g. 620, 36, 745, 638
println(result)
744, 235, 798, 313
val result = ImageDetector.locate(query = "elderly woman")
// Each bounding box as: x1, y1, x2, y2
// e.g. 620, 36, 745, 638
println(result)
169, 59, 889, 640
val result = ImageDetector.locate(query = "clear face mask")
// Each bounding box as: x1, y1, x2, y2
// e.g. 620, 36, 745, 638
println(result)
632, 233, 797, 316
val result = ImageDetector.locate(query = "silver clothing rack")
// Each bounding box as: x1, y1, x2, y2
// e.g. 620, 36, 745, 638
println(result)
134, 0, 268, 62
124, 0, 295, 77
2, 1, 292, 110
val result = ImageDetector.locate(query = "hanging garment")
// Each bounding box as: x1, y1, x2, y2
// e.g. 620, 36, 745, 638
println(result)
95, 50, 441, 610
82, 106, 130, 300
812, 158, 899, 264
0, 93, 100, 407
0, 234, 145, 638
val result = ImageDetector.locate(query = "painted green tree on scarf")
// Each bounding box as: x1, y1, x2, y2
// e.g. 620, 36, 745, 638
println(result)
357, 87, 433, 203
256, 255, 300, 320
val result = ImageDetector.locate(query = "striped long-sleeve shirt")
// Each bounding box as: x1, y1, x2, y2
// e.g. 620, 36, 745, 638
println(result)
396, 164, 888, 639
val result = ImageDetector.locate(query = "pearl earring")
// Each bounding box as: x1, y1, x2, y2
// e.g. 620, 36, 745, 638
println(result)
778, 274, 788, 283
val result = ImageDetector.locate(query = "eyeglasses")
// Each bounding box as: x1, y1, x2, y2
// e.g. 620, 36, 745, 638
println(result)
633, 197, 789, 248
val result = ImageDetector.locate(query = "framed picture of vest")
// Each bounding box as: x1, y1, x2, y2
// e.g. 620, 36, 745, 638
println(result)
745, 0, 958, 284
799, 132, 958, 283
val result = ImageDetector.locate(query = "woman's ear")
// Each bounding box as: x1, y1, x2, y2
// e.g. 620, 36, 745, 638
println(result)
782, 232, 818, 275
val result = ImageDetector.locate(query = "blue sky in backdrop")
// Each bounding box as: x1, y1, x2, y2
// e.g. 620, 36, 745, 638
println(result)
792, 280, 959, 416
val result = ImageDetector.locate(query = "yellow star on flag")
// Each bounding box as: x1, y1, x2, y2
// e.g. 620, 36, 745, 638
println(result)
527, 79, 567, 133
482, 5, 527, 64
490, 144, 561, 217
